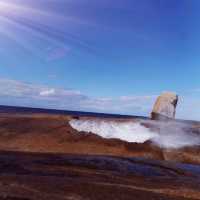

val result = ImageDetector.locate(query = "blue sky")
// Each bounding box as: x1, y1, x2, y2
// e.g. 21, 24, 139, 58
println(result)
0, 0, 200, 120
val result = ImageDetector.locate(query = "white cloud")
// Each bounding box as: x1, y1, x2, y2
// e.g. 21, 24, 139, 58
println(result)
39, 89, 55, 96
0, 78, 156, 116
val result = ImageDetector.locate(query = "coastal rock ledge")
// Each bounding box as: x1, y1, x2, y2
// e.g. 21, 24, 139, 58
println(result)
151, 92, 178, 120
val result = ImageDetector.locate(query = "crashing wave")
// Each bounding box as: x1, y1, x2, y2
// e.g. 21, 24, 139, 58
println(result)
69, 119, 158, 143
69, 119, 200, 149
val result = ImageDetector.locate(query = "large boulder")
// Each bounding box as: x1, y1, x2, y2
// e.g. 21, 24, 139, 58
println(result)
151, 92, 178, 120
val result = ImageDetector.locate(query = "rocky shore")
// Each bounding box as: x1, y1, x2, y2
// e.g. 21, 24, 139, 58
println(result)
0, 102, 200, 199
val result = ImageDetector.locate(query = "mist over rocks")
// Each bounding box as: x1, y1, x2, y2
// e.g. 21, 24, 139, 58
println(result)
141, 120, 200, 148
69, 118, 200, 149
151, 92, 178, 120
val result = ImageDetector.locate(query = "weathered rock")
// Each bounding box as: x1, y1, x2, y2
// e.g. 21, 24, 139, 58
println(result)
151, 92, 178, 120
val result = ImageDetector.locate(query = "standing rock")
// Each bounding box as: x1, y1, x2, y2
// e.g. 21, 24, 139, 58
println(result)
151, 92, 178, 120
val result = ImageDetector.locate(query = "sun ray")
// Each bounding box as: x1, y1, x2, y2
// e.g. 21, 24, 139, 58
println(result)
0, 14, 64, 46
0, 0, 95, 56
0, 13, 94, 54
0, 0, 87, 26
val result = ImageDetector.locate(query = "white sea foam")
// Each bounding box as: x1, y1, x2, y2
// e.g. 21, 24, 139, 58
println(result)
69, 119, 158, 143
69, 119, 200, 149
